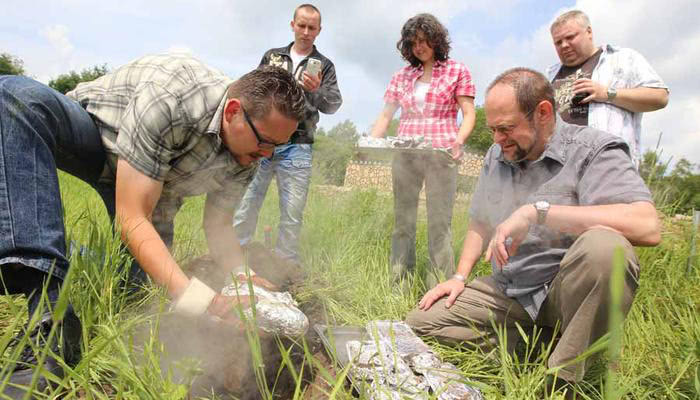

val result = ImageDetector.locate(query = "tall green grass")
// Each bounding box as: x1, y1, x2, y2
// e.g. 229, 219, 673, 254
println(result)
1, 170, 698, 399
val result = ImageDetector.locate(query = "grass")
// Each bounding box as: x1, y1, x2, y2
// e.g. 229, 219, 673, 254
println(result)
1, 170, 699, 399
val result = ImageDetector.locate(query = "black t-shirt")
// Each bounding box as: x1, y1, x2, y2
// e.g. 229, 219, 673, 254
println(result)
552, 49, 603, 126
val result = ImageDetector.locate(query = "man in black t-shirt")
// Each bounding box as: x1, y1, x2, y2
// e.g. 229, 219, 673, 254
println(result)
551, 48, 601, 125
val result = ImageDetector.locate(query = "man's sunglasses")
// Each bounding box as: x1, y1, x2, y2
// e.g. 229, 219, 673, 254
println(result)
241, 106, 279, 151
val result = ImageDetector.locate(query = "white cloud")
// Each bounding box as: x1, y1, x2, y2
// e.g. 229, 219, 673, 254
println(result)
1, 0, 698, 164
40, 24, 74, 57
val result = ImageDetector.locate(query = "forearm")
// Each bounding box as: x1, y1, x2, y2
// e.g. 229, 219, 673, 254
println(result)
119, 216, 189, 297
370, 103, 398, 138
370, 115, 391, 138
609, 87, 668, 113
533, 201, 660, 246
455, 222, 489, 277
455, 96, 476, 145
203, 199, 245, 277
115, 158, 190, 298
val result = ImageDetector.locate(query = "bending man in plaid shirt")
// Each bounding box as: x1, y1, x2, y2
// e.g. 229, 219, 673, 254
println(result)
370, 13, 476, 288
0, 53, 305, 396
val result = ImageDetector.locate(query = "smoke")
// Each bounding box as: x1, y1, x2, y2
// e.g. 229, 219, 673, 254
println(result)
140, 245, 311, 398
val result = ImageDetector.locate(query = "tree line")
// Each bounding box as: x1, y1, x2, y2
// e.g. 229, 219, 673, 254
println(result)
639, 146, 700, 214
1, 52, 108, 94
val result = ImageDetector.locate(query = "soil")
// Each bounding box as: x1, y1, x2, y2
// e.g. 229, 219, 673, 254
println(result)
173, 242, 331, 399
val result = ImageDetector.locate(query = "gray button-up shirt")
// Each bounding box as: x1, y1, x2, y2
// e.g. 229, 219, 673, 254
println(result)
469, 117, 652, 319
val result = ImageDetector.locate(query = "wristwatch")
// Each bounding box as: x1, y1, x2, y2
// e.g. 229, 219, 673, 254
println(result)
607, 86, 617, 102
534, 200, 550, 225
451, 273, 466, 282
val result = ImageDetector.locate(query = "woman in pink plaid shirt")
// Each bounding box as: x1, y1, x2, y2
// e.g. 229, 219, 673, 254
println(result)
370, 13, 476, 288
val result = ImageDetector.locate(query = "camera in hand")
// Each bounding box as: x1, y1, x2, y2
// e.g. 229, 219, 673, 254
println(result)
571, 92, 589, 106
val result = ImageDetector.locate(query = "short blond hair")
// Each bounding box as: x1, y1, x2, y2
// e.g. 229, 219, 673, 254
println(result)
293, 4, 321, 25
551, 10, 590, 31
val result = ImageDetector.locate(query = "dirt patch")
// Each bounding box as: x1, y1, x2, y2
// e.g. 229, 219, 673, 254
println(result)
172, 243, 328, 399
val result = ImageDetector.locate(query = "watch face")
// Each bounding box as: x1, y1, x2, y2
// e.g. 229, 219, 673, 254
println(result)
535, 200, 549, 210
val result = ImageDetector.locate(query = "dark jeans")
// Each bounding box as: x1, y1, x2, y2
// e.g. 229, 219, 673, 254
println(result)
0, 265, 61, 318
390, 151, 457, 276
0, 76, 136, 292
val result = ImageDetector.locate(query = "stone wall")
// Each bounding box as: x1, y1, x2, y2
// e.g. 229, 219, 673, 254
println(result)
343, 152, 484, 192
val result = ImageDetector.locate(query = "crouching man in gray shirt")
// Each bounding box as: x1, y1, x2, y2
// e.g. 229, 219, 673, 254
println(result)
406, 67, 660, 388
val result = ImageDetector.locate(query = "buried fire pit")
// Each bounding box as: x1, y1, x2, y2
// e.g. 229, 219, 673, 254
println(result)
164, 243, 481, 399
168, 242, 325, 399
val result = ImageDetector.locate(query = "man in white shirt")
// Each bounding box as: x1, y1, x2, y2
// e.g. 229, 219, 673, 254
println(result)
547, 10, 669, 164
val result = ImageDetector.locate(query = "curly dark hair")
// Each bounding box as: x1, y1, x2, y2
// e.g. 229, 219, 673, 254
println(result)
396, 13, 451, 67
227, 66, 306, 123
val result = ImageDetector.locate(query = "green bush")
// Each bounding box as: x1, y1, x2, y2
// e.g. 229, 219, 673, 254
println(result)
311, 120, 358, 186
48, 64, 108, 94
0, 53, 25, 75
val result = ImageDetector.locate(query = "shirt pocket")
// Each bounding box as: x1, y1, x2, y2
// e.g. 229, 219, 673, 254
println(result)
484, 190, 509, 227
429, 77, 456, 106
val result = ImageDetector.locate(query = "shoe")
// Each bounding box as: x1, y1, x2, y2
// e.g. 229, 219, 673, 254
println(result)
2, 306, 81, 398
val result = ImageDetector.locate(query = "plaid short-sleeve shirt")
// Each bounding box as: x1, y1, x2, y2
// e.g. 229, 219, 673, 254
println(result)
383, 59, 475, 148
67, 53, 255, 219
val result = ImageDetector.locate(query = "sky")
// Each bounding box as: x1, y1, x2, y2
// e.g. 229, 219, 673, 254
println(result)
2, 0, 698, 167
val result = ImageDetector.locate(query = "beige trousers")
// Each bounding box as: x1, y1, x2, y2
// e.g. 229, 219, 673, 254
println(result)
406, 228, 640, 382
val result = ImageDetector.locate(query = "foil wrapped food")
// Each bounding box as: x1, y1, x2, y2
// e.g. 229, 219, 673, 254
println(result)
340, 321, 483, 400
357, 135, 433, 150
221, 282, 308, 338
346, 339, 429, 400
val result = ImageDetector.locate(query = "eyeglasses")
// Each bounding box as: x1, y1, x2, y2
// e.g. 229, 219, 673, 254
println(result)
487, 108, 536, 137
241, 106, 278, 151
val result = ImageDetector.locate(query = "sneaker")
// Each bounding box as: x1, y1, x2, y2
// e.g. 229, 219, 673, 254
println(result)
2, 306, 81, 398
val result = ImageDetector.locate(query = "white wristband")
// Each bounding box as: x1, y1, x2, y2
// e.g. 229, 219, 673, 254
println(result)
451, 273, 466, 282
172, 277, 216, 317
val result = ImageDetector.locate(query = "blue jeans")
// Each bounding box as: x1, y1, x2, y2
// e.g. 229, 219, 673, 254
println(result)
0, 76, 113, 282
233, 143, 312, 263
